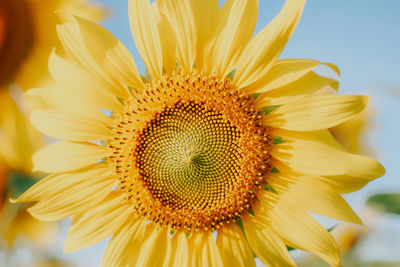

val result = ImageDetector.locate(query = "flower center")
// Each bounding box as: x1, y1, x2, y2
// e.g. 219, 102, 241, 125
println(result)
109, 71, 272, 232
0, 0, 34, 87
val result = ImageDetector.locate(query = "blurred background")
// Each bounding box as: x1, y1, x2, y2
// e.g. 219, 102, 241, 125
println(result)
1, 0, 399, 266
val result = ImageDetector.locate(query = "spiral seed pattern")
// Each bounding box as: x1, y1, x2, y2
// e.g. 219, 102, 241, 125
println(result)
137, 101, 242, 212
109, 70, 273, 232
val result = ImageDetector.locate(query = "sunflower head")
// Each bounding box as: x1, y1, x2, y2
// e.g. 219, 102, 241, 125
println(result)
110, 70, 273, 232
15, 0, 385, 266
0, 0, 106, 89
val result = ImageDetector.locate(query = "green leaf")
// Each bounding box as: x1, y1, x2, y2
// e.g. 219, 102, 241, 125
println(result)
8, 172, 39, 199
252, 93, 260, 99
248, 208, 255, 216
273, 136, 286, 145
367, 193, 400, 215
263, 105, 281, 115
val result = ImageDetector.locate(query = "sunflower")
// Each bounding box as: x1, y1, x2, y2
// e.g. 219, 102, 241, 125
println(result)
0, 0, 106, 249
15, 0, 385, 266
0, 0, 106, 90
0, 89, 58, 248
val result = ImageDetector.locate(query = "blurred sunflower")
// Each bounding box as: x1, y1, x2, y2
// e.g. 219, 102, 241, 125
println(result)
0, 0, 107, 251
15, 0, 385, 266
0, 90, 55, 248
0, 0, 106, 90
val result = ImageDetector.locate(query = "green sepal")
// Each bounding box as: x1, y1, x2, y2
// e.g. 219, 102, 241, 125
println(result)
116, 96, 125, 105
248, 208, 255, 216
140, 75, 147, 83
327, 224, 338, 232
263, 184, 278, 194
236, 220, 245, 233
273, 136, 286, 145
270, 167, 280, 173
227, 69, 236, 80
263, 105, 281, 115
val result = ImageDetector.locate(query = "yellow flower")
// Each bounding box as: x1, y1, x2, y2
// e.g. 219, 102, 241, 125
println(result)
0, 0, 106, 90
16, 0, 385, 266
0, 90, 52, 247
0, 0, 106, 248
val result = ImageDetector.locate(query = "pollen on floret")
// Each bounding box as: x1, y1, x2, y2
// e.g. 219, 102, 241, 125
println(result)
108, 70, 273, 232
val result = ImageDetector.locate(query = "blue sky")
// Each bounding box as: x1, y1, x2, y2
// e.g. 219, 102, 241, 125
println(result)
96, 0, 400, 205
56, 1, 400, 265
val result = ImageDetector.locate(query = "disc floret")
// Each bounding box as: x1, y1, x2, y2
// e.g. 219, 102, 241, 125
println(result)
109, 70, 272, 232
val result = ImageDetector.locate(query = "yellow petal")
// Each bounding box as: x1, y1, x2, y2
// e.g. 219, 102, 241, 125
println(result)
257, 71, 339, 108
64, 194, 131, 252
26, 87, 113, 126
14, 164, 112, 203
243, 214, 296, 267
188, 232, 224, 267
56, 21, 133, 99
129, 0, 163, 79
0, 91, 42, 172
216, 223, 255, 267
135, 226, 171, 267
168, 231, 189, 267
205, 0, 258, 76
266, 95, 369, 131
102, 218, 148, 267
72, 16, 144, 93
33, 141, 110, 173
60, 0, 108, 22
246, 59, 339, 94
158, 0, 196, 71
272, 130, 385, 179
271, 128, 345, 151
153, 4, 177, 73
28, 177, 117, 221
269, 171, 363, 225
271, 154, 377, 197
190, 0, 219, 70
269, 198, 341, 266
30, 109, 112, 142
318, 174, 374, 194
234, 0, 305, 88
49, 51, 123, 112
